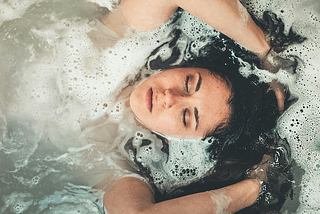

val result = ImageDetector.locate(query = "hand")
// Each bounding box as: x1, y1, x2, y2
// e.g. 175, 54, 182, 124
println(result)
259, 49, 298, 74
258, 49, 297, 113
245, 154, 272, 203
269, 80, 285, 113
246, 154, 272, 184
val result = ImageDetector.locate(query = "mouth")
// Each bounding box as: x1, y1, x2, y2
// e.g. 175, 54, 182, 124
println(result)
146, 88, 153, 113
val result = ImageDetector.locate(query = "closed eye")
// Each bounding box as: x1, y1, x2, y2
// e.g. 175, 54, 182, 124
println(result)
185, 75, 190, 93
183, 108, 187, 126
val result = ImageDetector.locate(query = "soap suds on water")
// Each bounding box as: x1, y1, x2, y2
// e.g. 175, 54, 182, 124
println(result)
0, 0, 320, 213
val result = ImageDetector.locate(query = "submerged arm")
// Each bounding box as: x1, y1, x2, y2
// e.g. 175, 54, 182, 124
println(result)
104, 177, 260, 214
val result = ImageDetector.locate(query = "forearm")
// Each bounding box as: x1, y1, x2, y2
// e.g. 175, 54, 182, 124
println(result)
210, 179, 260, 213
105, 0, 269, 54
104, 177, 260, 214
145, 179, 260, 214
175, 0, 270, 54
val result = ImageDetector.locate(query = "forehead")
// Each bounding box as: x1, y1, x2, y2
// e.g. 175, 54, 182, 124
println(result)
192, 68, 231, 136
162, 67, 209, 75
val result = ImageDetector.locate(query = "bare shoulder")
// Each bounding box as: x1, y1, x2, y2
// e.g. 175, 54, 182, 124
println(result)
104, 176, 153, 199
103, 177, 155, 214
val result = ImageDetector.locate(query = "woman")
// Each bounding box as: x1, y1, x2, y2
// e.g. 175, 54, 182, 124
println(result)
88, 0, 304, 213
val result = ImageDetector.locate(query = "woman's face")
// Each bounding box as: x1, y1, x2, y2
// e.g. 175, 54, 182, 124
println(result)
130, 68, 231, 138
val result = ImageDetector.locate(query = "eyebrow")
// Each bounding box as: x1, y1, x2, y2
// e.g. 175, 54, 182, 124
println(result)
195, 73, 202, 92
194, 107, 199, 131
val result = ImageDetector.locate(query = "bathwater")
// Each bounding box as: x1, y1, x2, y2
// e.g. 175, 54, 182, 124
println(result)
243, 0, 320, 213
0, 0, 319, 213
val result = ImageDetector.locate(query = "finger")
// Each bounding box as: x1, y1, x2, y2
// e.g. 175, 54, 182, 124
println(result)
269, 80, 285, 113
274, 87, 285, 113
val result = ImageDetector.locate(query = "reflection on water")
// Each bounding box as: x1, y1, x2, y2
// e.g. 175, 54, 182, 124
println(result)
0, 0, 320, 213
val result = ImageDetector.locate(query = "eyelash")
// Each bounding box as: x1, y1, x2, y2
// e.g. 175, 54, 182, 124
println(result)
183, 108, 187, 126
183, 76, 191, 127
185, 75, 190, 93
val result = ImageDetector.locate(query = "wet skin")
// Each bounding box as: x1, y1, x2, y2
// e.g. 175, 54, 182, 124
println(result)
130, 68, 232, 139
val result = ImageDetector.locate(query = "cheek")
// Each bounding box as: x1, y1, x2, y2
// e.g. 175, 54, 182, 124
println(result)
147, 114, 167, 128
130, 89, 145, 118
148, 113, 181, 135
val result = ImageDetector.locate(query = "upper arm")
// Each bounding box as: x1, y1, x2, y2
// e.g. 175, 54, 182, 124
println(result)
103, 176, 214, 214
174, 0, 269, 54
121, 0, 178, 31
120, 0, 269, 54
103, 176, 155, 214
103, 176, 260, 214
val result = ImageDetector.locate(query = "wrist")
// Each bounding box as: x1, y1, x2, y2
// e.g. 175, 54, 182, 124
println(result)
256, 46, 271, 60
250, 22, 270, 56
247, 178, 261, 199
207, 189, 232, 214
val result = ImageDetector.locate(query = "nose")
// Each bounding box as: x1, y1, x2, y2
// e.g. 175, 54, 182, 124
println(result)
163, 89, 179, 108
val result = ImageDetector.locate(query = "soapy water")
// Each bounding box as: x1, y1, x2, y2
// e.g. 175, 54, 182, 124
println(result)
0, 0, 319, 213
244, 0, 320, 213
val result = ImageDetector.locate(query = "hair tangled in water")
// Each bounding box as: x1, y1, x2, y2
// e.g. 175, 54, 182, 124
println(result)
147, 34, 280, 181
144, 10, 306, 212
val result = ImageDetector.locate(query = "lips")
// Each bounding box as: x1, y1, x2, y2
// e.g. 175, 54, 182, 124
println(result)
146, 88, 153, 112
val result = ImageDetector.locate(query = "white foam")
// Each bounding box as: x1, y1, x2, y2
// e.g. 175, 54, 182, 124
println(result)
87, 0, 120, 11
243, 0, 320, 212
1, 0, 320, 212
1, 192, 33, 214
0, 0, 43, 25
116, 117, 216, 194
208, 189, 232, 214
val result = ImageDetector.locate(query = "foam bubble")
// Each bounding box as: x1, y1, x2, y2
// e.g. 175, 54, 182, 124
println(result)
242, 0, 320, 212
1, 0, 320, 212
87, 0, 120, 11
1, 192, 33, 214
0, 0, 42, 25
117, 118, 216, 194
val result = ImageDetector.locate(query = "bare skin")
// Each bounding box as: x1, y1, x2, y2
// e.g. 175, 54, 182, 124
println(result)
130, 68, 231, 138
103, 177, 260, 214
101, 0, 270, 54
101, 0, 285, 111
100, 1, 279, 213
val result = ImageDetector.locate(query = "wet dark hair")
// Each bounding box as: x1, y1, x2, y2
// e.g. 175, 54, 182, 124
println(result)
144, 10, 306, 212
146, 16, 278, 159
147, 31, 279, 194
